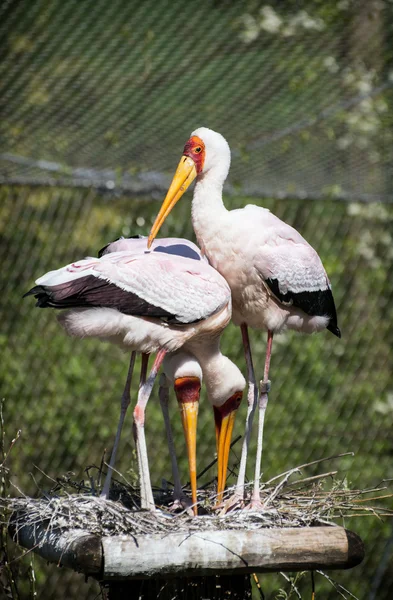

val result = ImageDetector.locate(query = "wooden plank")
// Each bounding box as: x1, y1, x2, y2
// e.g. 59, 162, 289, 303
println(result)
102, 526, 364, 579
9, 523, 102, 575
10, 522, 364, 579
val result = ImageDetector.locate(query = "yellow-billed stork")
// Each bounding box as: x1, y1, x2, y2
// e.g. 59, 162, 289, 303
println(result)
148, 128, 341, 510
25, 236, 245, 513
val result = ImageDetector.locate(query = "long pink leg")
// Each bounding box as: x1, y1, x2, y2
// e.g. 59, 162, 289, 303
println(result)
134, 354, 149, 504
101, 351, 136, 499
234, 324, 258, 501
250, 330, 273, 509
133, 349, 167, 510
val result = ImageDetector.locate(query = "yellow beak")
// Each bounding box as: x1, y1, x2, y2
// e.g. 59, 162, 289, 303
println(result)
179, 399, 199, 515
148, 156, 197, 248
215, 409, 237, 503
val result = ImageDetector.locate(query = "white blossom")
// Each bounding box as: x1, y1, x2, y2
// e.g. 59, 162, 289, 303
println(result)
259, 6, 282, 34
323, 56, 339, 74
238, 14, 260, 44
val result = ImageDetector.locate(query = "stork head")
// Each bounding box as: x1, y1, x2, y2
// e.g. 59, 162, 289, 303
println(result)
147, 128, 231, 248
164, 352, 202, 515
185, 127, 231, 178
206, 356, 245, 501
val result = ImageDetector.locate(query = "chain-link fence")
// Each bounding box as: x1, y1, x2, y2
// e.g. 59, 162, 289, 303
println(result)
1, 1, 393, 598
1, 0, 393, 202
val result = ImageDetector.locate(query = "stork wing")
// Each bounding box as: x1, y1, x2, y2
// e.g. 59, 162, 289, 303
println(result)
29, 251, 229, 325
96, 252, 229, 323
255, 232, 339, 329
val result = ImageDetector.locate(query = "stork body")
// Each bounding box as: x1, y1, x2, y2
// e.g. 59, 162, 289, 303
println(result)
191, 201, 338, 335
148, 127, 340, 509
98, 236, 206, 505
100, 237, 245, 509
26, 237, 244, 512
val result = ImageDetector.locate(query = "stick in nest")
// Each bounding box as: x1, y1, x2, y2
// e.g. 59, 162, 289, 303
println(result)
2, 454, 392, 539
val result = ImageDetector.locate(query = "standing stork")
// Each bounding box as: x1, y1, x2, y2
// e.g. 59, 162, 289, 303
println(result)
25, 239, 244, 513
97, 235, 203, 504
148, 127, 341, 509
98, 236, 244, 508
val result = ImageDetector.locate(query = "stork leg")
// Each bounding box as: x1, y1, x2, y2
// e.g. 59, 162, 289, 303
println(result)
134, 354, 149, 506
101, 352, 136, 499
159, 374, 193, 512
249, 330, 273, 510
236, 324, 258, 499
133, 350, 167, 510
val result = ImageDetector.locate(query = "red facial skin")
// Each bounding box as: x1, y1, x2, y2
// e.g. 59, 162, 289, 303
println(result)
174, 376, 201, 404
213, 392, 242, 427
183, 135, 205, 173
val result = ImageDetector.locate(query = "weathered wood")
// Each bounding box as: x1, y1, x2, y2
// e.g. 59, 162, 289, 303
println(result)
9, 523, 102, 575
10, 523, 364, 580
102, 527, 364, 578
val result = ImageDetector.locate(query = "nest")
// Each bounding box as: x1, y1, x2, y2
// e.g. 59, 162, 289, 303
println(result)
4, 453, 392, 538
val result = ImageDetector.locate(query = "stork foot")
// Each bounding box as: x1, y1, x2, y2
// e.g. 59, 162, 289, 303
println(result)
216, 491, 245, 515
242, 498, 266, 512
242, 488, 275, 513
168, 495, 195, 516
160, 479, 195, 515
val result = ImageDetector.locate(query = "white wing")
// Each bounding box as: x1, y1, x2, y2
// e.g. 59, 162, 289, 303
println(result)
35, 251, 230, 324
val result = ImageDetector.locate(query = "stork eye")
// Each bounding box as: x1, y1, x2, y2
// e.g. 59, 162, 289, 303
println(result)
194, 146, 202, 154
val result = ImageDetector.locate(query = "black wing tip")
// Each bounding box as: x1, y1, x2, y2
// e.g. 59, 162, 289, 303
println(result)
23, 288, 35, 299
97, 244, 109, 258
98, 241, 117, 258
98, 236, 124, 257
327, 322, 341, 338
23, 285, 43, 299
98, 235, 145, 258
23, 285, 52, 308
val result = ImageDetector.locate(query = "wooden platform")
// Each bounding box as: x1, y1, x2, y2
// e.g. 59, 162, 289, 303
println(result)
10, 522, 364, 579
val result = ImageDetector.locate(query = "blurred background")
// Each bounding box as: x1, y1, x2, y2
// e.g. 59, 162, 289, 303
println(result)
1, 0, 392, 598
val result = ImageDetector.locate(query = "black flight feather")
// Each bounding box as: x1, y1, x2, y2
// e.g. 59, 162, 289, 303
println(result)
265, 278, 341, 338
24, 276, 201, 325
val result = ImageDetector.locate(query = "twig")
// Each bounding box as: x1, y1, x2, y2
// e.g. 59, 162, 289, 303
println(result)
311, 571, 315, 600
265, 453, 354, 487
316, 570, 360, 599
279, 572, 302, 599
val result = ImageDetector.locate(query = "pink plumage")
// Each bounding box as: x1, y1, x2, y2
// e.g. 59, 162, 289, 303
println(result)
25, 236, 245, 512
148, 127, 341, 511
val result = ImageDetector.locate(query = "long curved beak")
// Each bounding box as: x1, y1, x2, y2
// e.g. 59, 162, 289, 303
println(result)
148, 156, 197, 248
214, 408, 237, 502
179, 399, 199, 515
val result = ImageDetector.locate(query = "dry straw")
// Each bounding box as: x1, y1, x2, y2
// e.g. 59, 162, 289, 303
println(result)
4, 453, 392, 538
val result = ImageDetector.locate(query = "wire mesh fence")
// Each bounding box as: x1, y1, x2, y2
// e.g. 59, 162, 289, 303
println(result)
1, 0, 393, 598
1, 0, 393, 201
